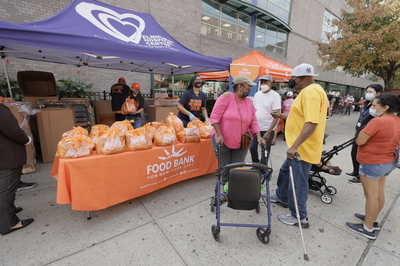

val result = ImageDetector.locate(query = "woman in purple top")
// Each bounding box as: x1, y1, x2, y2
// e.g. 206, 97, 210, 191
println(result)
210, 75, 265, 203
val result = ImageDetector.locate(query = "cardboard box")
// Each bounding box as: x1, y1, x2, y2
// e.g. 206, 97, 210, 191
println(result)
17, 71, 57, 96
146, 106, 179, 122
93, 100, 115, 126
8, 105, 36, 172
36, 108, 75, 163
23, 96, 59, 109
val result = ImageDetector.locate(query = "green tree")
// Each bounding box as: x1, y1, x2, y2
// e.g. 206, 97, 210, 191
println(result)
316, 0, 400, 91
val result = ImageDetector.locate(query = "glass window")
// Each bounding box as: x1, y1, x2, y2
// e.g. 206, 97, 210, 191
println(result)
321, 10, 339, 43
256, 0, 292, 24
201, 0, 250, 46
280, 0, 291, 11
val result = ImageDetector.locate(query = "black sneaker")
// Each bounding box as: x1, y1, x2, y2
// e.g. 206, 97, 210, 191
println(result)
17, 181, 38, 191
347, 177, 361, 184
354, 213, 380, 230
346, 172, 358, 177
346, 222, 376, 240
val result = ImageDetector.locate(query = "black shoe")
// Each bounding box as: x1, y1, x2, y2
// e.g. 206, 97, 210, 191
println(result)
345, 222, 376, 240
15, 207, 23, 214
0, 218, 34, 235
17, 182, 38, 191
347, 177, 361, 184
345, 172, 358, 177
354, 213, 380, 230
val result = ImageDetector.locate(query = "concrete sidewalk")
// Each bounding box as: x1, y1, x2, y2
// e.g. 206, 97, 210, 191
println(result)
1, 114, 399, 266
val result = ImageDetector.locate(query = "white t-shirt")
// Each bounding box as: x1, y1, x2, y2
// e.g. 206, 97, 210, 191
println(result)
252, 89, 282, 131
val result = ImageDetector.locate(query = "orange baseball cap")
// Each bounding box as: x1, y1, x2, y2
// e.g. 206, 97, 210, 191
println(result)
118, 77, 125, 83
131, 83, 140, 90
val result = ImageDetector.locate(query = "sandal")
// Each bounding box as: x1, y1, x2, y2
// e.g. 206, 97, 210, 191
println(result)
219, 195, 228, 205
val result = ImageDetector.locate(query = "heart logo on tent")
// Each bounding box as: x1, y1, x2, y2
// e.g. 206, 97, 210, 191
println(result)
76, 2, 145, 44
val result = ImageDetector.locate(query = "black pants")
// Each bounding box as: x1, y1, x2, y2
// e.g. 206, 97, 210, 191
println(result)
114, 113, 125, 121
350, 139, 359, 175
0, 167, 22, 233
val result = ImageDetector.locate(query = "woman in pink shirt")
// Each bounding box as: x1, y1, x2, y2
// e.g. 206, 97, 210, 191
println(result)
210, 75, 265, 203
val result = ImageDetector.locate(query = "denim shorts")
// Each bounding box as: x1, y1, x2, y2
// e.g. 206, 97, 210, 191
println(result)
359, 162, 396, 179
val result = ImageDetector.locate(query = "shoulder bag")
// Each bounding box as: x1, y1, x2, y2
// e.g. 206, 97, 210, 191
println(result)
236, 98, 252, 149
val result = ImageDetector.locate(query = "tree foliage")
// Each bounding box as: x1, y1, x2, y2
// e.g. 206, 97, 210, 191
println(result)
316, 0, 400, 91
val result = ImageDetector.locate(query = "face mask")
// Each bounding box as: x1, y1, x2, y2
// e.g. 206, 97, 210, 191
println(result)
368, 107, 382, 118
131, 90, 140, 95
240, 85, 251, 98
261, 85, 270, 92
365, 93, 375, 101
288, 78, 297, 89
194, 81, 202, 88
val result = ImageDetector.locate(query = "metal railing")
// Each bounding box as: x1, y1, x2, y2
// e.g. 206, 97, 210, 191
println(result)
87, 90, 217, 101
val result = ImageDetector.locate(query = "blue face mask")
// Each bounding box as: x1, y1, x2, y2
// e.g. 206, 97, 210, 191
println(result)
194, 81, 202, 88
368, 107, 383, 117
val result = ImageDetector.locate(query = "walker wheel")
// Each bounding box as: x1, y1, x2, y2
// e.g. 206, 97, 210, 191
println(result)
256, 202, 260, 214
210, 197, 215, 212
321, 193, 332, 204
211, 225, 220, 241
256, 228, 270, 244
325, 186, 337, 195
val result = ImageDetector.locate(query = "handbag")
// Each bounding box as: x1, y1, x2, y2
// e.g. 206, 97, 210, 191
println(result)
121, 97, 137, 115
241, 130, 252, 149
235, 98, 253, 149
395, 143, 400, 169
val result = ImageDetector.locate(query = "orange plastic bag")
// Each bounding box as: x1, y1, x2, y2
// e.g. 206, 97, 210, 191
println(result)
187, 118, 212, 139
61, 126, 89, 139
142, 122, 156, 141
110, 120, 134, 133
90, 124, 110, 146
125, 127, 153, 151
151, 121, 166, 130
121, 97, 137, 115
166, 112, 184, 133
177, 128, 201, 143
56, 135, 94, 158
154, 126, 177, 146
96, 128, 126, 155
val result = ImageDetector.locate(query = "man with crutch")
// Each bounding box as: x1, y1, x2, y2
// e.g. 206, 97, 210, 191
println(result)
270, 63, 327, 228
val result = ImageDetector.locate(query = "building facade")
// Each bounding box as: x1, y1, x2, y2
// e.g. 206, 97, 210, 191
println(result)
0, 0, 372, 97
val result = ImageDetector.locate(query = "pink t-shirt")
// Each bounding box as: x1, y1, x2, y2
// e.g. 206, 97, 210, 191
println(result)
210, 92, 260, 149
282, 98, 294, 114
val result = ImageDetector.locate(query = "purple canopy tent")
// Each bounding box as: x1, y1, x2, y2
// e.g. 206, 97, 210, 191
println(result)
0, 0, 231, 97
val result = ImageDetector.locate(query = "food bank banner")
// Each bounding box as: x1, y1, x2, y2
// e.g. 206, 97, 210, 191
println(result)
229, 64, 260, 97
51, 139, 217, 211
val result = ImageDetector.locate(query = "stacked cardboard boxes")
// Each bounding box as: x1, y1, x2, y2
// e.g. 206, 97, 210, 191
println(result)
17, 71, 76, 163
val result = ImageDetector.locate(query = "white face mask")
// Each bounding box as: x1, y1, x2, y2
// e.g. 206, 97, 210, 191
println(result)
365, 92, 375, 101
261, 85, 270, 92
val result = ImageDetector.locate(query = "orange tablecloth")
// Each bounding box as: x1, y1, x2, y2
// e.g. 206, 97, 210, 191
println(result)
51, 139, 217, 211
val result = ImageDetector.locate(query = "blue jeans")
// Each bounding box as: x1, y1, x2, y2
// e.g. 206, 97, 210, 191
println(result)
125, 115, 142, 129
275, 158, 312, 220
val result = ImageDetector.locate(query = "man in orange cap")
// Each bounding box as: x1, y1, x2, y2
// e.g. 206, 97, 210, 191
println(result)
110, 77, 130, 121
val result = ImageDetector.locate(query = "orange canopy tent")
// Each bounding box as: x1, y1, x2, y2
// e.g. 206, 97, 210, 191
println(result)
198, 51, 293, 82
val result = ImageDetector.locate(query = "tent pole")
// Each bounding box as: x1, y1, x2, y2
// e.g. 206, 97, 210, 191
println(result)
1, 57, 13, 99
172, 74, 174, 97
